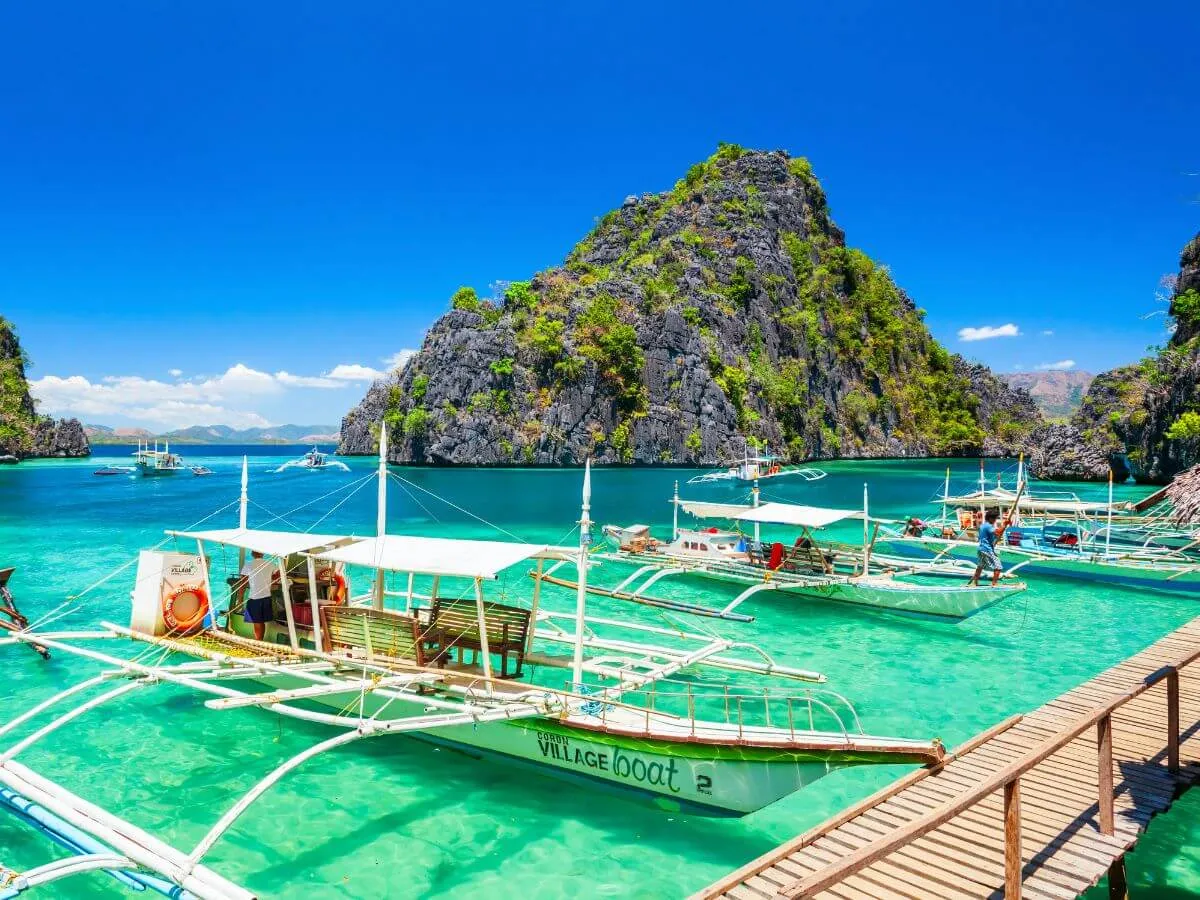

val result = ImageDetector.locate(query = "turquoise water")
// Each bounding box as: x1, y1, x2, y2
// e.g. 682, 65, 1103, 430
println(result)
1, 449, 1197, 898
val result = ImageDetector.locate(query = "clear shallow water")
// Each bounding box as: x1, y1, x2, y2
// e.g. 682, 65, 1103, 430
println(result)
0, 449, 1197, 898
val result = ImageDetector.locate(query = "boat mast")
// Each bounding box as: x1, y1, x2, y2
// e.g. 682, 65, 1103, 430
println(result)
862, 483, 871, 574
237, 456, 249, 600
571, 458, 592, 687
943, 466, 950, 528
752, 472, 761, 545
1106, 468, 1114, 557
374, 423, 388, 610
672, 479, 679, 541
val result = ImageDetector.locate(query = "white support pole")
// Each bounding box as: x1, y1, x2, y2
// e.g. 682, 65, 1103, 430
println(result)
527, 558, 544, 654
943, 466, 951, 528
672, 480, 680, 541
572, 459, 592, 688
752, 473, 761, 546
306, 555, 323, 652
236, 457, 248, 623
473, 578, 493, 691
862, 483, 871, 574
277, 559, 300, 651
375, 422, 388, 610
196, 539, 214, 631
404, 573, 414, 614
1106, 469, 1114, 557
430, 575, 440, 603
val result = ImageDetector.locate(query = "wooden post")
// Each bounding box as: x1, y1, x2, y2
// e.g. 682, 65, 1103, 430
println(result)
1098, 713, 1115, 836
1107, 856, 1129, 900
1167, 668, 1180, 774
1004, 778, 1022, 899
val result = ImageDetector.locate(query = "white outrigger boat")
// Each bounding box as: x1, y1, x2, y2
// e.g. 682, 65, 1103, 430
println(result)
273, 446, 350, 473
878, 467, 1200, 596
585, 485, 1024, 620
0, 429, 942, 899
133, 441, 184, 477
687, 449, 826, 485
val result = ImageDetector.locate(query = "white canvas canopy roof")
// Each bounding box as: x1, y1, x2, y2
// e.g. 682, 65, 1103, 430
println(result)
168, 528, 359, 557
310, 534, 574, 580
734, 503, 862, 529
677, 500, 755, 519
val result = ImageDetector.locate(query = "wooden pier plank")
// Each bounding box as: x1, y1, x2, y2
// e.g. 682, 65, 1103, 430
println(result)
692, 615, 1200, 900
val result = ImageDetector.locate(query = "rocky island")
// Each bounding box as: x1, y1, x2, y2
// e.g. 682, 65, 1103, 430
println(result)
341, 146, 1040, 465
0, 316, 89, 463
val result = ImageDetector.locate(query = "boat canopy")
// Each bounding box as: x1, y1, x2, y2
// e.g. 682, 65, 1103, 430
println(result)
734, 502, 863, 529
677, 500, 756, 519
168, 528, 358, 557
309, 534, 575, 579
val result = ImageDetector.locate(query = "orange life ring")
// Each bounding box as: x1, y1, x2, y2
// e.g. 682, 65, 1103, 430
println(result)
163, 584, 209, 633
316, 567, 347, 605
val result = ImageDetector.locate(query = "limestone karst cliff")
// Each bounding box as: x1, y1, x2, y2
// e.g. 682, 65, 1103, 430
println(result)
341, 146, 1040, 465
0, 316, 89, 462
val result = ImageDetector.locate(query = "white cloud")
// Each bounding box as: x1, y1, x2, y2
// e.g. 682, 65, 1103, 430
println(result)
957, 323, 1021, 342
29, 360, 383, 431
324, 363, 384, 381
1034, 359, 1076, 371
168, 368, 183, 377
382, 349, 417, 371
1013, 364, 1024, 371
1040, 330, 1054, 336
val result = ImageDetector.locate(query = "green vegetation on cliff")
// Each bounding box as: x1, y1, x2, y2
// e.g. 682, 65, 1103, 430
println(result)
340, 146, 1039, 464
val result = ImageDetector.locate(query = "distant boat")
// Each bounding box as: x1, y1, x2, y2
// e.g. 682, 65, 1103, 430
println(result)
688, 449, 826, 485
273, 446, 350, 473
190, 466, 214, 476
93, 466, 135, 476
133, 440, 184, 477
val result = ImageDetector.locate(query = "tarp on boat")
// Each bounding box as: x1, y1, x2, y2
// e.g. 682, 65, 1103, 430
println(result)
168, 528, 359, 557
734, 502, 863, 529
311, 535, 575, 580
676, 501, 755, 519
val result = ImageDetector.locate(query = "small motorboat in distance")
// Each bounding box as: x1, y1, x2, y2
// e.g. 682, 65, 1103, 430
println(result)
273, 446, 350, 473
190, 466, 214, 476
93, 466, 135, 477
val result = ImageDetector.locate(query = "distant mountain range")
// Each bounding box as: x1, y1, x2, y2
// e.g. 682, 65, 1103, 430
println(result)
999, 371, 1094, 421
85, 424, 339, 445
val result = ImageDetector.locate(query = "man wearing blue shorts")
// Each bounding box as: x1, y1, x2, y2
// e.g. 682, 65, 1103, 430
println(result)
240, 550, 275, 640
968, 509, 1008, 587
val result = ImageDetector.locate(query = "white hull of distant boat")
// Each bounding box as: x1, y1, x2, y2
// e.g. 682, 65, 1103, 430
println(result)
688, 450, 826, 485
274, 447, 349, 473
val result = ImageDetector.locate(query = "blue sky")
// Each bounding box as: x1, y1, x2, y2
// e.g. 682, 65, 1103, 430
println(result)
2, 1, 1197, 430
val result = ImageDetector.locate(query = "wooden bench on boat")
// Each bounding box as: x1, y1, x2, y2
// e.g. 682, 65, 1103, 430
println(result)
427, 596, 530, 678
320, 605, 428, 666
782, 541, 835, 575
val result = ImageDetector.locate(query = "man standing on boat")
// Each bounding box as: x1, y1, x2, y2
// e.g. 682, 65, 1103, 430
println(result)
968, 509, 1007, 587
239, 550, 275, 641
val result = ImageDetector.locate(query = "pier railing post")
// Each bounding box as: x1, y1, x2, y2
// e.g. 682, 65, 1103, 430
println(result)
1097, 713, 1114, 836
1004, 778, 1022, 899
1167, 669, 1180, 774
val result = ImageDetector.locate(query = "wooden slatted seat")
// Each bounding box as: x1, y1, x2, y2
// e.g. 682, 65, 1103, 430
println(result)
320, 605, 426, 666
428, 597, 530, 678
784, 540, 834, 575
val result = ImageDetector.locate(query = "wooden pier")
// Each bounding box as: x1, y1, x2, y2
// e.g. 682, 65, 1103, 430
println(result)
695, 616, 1200, 900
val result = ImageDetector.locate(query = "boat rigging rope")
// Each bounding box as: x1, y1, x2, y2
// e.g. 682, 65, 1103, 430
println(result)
251, 471, 376, 531
21, 498, 242, 633
387, 471, 528, 544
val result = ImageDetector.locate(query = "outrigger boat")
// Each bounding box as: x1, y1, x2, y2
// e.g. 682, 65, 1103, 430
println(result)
0, 430, 942, 898
687, 449, 826, 485
585, 484, 1024, 620
133, 441, 183, 477
273, 446, 350, 473
878, 467, 1200, 596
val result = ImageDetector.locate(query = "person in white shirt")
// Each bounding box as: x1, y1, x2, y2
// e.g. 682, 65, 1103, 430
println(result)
239, 550, 276, 640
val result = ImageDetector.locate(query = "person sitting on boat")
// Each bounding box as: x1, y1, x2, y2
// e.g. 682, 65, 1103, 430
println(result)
239, 550, 276, 641
903, 517, 926, 537
968, 509, 1008, 587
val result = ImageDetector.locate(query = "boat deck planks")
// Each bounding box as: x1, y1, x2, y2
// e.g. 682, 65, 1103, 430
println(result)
693, 616, 1200, 900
